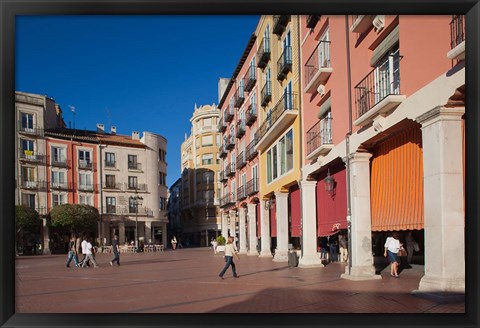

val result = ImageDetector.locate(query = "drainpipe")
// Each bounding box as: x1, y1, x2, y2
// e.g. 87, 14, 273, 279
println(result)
345, 15, 353, 275
99, 142, 104, 242
296, 15, 305, 256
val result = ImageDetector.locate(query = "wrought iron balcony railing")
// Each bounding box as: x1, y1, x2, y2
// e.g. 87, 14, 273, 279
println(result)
273, 15, 290, 36
219, 170, 228, 183
19, 180, 47, 190
236, 120, 246, 138
49, 181, 73, 191
19, 151, 46, 164
257, 36, 271, 69
450, 15, 465, 49
78, 160, 93, 170
246, 102, 257, 126
50, 157, 70, 168
225, 134, 235, 150
128, 162, 142, 170
306, 15, 320, 29
234, 86, 245, 108
236, 151, 246, 169
257, 92, 297, 143
237, 185, 247, 201
304, 41, 331, 86
306, 116, 333, 156
103, 182, 123, 190
219, 144, 228, 158
277, 46, 292, 81
226, 163, 236, 177
105, 160, 116, 168
220, 192, 236, 207
126, 183, 148, 192
355, 50, 401, 119
246, 178, 259, 196
224, 106, 234, 122
244, 64, 257, 92
217, 118, 227, 133
260, 80, 272, 107
245, 138, 258, 161
18, 122, 43, 136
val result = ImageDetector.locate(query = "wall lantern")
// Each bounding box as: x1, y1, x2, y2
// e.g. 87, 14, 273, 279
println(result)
324, 169, 336, 196
264, 199, 271, 210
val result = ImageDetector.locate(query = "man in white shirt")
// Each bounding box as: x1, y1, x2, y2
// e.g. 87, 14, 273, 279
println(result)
81, 238, 99, 268
78, 235, 89, 267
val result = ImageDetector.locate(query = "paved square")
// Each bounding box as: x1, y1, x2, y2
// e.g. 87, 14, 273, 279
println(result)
15, 248, 465, 313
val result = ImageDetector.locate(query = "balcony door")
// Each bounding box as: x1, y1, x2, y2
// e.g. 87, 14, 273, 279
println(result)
374, 43, 400, 103
79, 150, 91, 164
52, 147, 66, 163
284, 81, 293, 110
318, 29, 330, 68
21, 112, 34, 131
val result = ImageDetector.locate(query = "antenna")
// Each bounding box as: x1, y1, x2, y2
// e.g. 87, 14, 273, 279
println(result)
68, 105, 76, 129
105, 108, 112, 130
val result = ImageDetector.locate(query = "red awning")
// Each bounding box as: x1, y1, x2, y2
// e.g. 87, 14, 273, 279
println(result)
290, 185, 301, 237
317, 169, 347, 237
256, 202, 261, 237
270, 199, 277, 237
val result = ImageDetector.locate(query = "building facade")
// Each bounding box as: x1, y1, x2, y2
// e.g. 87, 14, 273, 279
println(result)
180, 104, 222, 247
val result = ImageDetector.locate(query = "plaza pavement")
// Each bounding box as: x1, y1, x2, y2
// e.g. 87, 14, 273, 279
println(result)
15, 247, 465, 313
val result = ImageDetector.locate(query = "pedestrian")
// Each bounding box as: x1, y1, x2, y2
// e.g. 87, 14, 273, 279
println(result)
65, 236, 80, 268
405, 231, 417, 264
320, 236, 329, 261
212, 238, 218, 254
218, 236, 240, 279
81, 238, 99, 268
328, 235, 338, 262
78, 235, 89, 267
110, 235, 120, 266
171, 236, 177, 250
384, 232, 402, 278
339, 234, 348, 263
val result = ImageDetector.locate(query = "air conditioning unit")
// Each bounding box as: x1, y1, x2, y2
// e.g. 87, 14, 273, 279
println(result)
373, 15, 385, 32
316, 84, 326, 96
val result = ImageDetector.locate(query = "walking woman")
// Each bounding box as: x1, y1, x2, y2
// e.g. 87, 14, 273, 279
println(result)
218, 236, 240, 279
384, 233, 402, 278
66, 236, 80, 268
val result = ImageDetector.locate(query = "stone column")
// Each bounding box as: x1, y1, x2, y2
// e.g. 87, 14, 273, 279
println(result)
341, 152, 379, 281
103, 221, 111, 246
221, 211, 228, 238
42, 218, 51, 255
145, 221, 152, 244
259, 200, 272, 258
415, 107, 465, 297
247, 203, 259, 256
119, 221, 126, 245
299, 180, 322, 268
162, 223, 168, 247
238, 207, 248, 254
229, 210, 237, 239
273, 192, 288, 262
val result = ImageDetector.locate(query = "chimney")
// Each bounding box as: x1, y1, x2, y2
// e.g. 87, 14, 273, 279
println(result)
132, 131, 140, 140
96, 123, 105, 133
111, 126, 117, 135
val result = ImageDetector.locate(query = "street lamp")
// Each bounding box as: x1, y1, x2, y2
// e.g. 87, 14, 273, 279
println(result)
130, 192, 143, 252
324, 168, 336, 196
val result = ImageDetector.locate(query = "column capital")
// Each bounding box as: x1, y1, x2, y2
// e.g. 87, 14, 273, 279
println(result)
416, 106, 465, 127
300, 179, 317, 188
349, 151, 372, 164
274, 191, 289, 199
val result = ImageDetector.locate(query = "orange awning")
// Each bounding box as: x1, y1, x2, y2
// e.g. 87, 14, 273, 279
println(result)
370, 126, 424, 231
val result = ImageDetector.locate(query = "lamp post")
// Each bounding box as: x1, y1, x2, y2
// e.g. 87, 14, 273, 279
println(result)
130, 191, 143, 252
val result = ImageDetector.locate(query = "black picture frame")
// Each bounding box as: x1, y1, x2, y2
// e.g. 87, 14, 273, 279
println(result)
1, 1, 479, 327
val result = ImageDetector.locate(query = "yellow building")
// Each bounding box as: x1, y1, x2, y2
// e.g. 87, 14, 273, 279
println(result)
180, 104, 222, 246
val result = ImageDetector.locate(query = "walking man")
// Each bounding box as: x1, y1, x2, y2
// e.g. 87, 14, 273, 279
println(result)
110, 235, 120, 266
218, 236, 240, 279
82, 237, 99, 268
78, 235, 89, 267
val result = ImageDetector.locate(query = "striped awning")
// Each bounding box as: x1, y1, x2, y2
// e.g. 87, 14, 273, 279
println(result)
370, 126, 424, 231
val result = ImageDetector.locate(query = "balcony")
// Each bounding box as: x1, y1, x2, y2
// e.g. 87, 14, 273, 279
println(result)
277, 46, 292, 81
126, 183, 148, 192
354, 51, 406, 127
260, 81, 272, 107
219, 144, 227, 158
273, 15, 290, 36
304, 41, 332, 94
220, 192, 236, 208
245, 103, 257, 126
257, 36, 271, 69
306, 15, 320, 29
18, 122, 43, 137
236, 151, 246, 170
447, 15, 465, 60
78, 160, 93, 170
244, 65, 256, 92
225, 134, 235, 150
227, 163, 236, 177
50, 157, 70, 168
217, 118, 227, 133
234, 86, 245, 108
306, 115, 334, 160
224, 106, 234, 123
103, 182, 123, 190
256, 93, 298, 151
245, 138, 258, 161
350, 15, 374, 33
236, 120, 246, 138
128, 206, 153, 216
19, 150, 46, 164
105, 160, 116, 169
19, 180, 47, 191
77, 184, 97, 192
219, 170, 228, 183
246, 178, 259, 196
49, 181, 72, 191
237, 185, 247, 201
128, 162, 142, 171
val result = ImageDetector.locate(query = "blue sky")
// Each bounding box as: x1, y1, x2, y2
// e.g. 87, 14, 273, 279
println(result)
16, 15, 260, 187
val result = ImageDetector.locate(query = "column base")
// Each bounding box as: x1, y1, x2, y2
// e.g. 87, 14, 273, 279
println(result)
247, 250, 259, 256
238, 249, 248, 255
298, 255, 323, 268
43, 248, 51, 255
259, 251, 273, 258
417, 275, 465, 294
340, 265, 381, 281
273, 250, 288, 262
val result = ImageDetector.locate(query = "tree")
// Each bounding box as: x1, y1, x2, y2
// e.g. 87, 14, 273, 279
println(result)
48, 204, 99, 236
15, 205, 41, 254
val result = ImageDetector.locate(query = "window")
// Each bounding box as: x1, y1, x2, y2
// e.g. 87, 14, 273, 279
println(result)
79, 195, 92, 205
158, 149, 167, 162
78, 150, 91, 163
204, 190, 214, 201
202, 153, 213, 165
203, 171, 214, 184
266, 129, 294, 183
105, 152, 116, 167
159, 172, 166, 186
159, 197, 167, 210
284, 81, 293, 110
52, 171, 66, 187
202, 135, 213, 147
216, 135, 221, 146
374, 43, 400, 102
22, 194, 35, 209
51, 146, 66, 163
106, 197, 116, 213
21, 167, 35, 183
319, 29, 330, 68
203, 118, 212, 127
129, 197, 139, 213
79, 172, 92, 190
21, 113, 34, 131
21, 139, 34, 153
105, 175, 116, 188
250, 57, 256, 78
128, 176, 138, 189
52, 194, 66, 207
196, 156, 200, 166
128, 155, 138, 169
